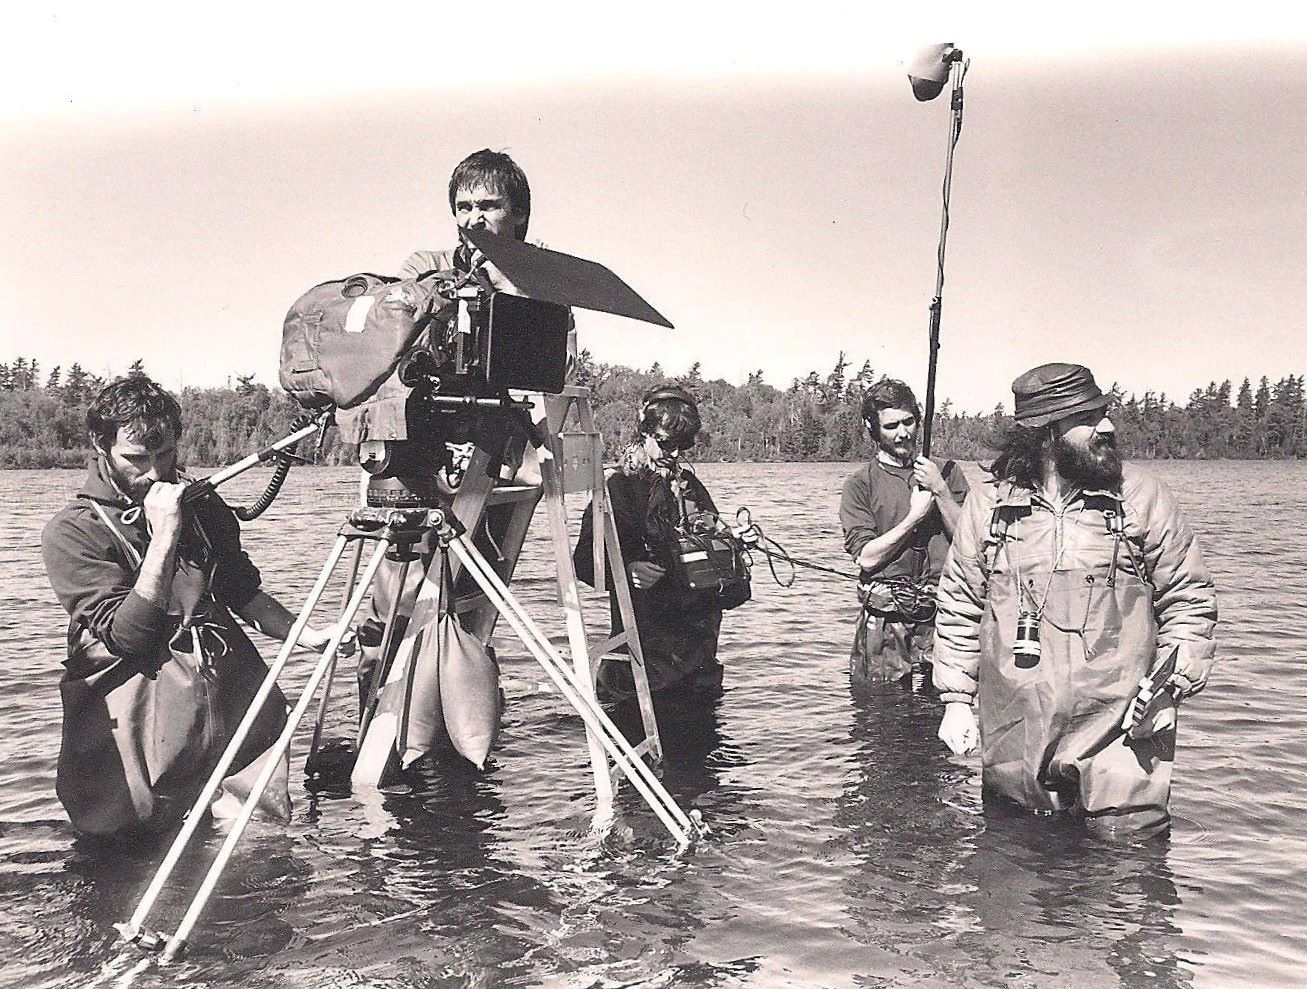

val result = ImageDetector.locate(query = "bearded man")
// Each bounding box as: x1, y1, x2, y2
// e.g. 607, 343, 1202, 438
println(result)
933, 363, 1218, 833
42, 375, 346, 836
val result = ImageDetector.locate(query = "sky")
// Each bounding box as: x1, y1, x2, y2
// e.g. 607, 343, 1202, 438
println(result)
2, 4, 1305, 414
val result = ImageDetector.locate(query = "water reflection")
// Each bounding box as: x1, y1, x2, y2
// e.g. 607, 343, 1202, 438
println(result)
837, 682, 978, 958
953, 814, 1191, 988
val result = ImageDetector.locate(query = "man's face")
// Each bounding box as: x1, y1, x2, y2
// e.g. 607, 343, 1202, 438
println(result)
98, 423, 180, 502
1051, 406, 1121, 488
870, 408, 918, 463
642, 429, 691, 471
452, 182, 523, 238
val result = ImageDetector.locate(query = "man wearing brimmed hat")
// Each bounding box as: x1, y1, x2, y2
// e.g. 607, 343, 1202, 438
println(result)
932, 363, 1217, 833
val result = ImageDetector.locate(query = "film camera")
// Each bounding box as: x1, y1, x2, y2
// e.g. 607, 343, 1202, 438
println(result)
279, 227, 671, 508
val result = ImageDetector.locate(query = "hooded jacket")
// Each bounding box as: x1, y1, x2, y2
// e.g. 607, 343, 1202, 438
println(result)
40, 459, 284, 834
933, 463, 1217, 705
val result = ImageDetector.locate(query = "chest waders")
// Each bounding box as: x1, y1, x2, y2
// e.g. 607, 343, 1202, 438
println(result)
56, 502, 290, 835
977, 493, 1175, 832
849, 463, 950, 688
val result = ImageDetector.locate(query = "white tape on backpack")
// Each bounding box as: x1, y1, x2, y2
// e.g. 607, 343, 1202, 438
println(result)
344, 294, 376, 334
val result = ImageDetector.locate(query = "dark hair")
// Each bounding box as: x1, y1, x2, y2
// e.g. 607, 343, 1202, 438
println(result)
447, 149, 531, 239
87, 375, 182, 452
985, 422, 1049, 490
639, 387, 701, 449
860, 378, 921, 424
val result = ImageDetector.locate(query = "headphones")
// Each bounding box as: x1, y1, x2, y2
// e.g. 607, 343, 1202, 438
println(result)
640, 385, 698, 417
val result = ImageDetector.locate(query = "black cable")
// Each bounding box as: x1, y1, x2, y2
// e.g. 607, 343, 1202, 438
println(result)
232, 458, 292, 521
685, 505, 938, 624
230, 416, 315, 521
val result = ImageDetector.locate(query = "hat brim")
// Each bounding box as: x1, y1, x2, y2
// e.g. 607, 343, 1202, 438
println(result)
1016, 395, 1110, 429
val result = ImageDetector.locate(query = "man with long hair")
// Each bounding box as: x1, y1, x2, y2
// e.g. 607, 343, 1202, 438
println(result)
840, 378, 969, 686
933, 363, 1217, 832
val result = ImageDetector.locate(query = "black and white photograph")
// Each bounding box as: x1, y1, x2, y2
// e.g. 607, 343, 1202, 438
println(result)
1, 5, 1304, 987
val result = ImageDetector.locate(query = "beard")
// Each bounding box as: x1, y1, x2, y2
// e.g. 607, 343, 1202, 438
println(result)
877, 435, 916, 465
1052, 433, 1123, 489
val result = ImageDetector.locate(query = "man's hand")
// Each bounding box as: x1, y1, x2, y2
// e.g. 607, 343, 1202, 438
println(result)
143, 480, 186, 538
907, 486, 935, 522
1128, 691, 1177, 740
938, 702, 979, 755
467, 248, 522, 295
912, 457, 949, 498
628, 561, 666, 590
299, 621, 357, 658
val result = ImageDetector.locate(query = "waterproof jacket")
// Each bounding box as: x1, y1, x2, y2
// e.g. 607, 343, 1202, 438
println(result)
934, 464, 1217, 706
41, 460, 288, 835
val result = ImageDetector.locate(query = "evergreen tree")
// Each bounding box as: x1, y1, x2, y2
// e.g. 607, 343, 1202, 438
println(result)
65, 364, 89, 406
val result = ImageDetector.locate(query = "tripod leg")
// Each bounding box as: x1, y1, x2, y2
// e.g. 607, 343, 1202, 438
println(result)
161, 541, 391, 962
355, 556, 416, 746
308, 540, 365, 767
119, 534, 351, 945
446, 535, 695, 845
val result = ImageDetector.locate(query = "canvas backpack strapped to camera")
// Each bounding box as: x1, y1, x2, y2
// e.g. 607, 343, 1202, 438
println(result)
280, 272, 448, 414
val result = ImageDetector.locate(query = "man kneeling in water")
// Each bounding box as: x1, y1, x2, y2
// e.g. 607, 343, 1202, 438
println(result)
42, 375, 348, 836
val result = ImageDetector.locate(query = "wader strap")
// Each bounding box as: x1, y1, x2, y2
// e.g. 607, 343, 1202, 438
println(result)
1103, 503, 1125, 587
88, 499, 144, 571
981, 502, 1024, 586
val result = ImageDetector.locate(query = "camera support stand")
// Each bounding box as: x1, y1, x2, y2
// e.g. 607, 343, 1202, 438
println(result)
120, 491, 695, 962
347, 387, 664, 826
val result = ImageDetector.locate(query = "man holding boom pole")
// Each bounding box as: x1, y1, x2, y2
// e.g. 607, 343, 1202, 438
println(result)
840, 378, 969, 686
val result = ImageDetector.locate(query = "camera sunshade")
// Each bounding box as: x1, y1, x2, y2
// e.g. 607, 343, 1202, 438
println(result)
463, 227, 673, 329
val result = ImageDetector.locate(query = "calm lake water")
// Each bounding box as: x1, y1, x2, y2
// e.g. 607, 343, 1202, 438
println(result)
1, 461, 1303, 988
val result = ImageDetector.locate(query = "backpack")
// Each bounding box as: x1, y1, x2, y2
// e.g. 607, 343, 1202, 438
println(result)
278, 271, 453, 410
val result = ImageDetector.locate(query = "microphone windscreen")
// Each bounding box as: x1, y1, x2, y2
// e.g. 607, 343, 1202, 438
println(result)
907, 43, 956, 101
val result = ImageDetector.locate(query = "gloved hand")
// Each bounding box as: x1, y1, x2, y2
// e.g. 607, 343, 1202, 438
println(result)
1128, 689, 1178, 740
938, 702, 979, 755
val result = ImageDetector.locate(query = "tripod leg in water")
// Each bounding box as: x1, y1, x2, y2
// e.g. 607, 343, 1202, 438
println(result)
157, 541, 391, 962
445, 531, 699, 846
117, 534, 353, 950
306, 540, 365, 775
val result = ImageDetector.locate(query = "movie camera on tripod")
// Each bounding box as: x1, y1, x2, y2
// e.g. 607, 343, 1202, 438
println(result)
279, 227, 672, 509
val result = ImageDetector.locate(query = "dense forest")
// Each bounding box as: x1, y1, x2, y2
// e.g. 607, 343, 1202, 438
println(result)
2, 353, 1304, 469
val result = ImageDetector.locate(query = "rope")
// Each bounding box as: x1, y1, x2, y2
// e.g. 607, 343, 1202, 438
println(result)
685, 504, 939, 623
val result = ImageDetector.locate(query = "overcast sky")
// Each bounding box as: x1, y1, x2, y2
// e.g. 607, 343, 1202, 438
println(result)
2, 4, 1304, 413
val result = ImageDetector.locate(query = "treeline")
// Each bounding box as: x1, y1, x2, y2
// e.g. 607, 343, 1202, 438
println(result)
2, 353, 1304, 469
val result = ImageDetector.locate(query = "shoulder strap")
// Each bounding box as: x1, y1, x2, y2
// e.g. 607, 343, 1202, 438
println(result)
87, 499, 144, 570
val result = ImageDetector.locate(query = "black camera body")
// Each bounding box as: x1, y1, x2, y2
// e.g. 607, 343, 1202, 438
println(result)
281, 227, 671, 508
360, 279, 569, 507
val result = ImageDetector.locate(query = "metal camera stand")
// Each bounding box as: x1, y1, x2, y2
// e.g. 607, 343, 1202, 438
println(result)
118, 388, 698, 963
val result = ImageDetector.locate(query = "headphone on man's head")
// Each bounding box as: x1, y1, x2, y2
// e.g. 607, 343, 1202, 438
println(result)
640, 385, 698, 417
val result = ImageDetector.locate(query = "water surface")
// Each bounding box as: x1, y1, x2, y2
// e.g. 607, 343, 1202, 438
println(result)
1, 461, 1302, 987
